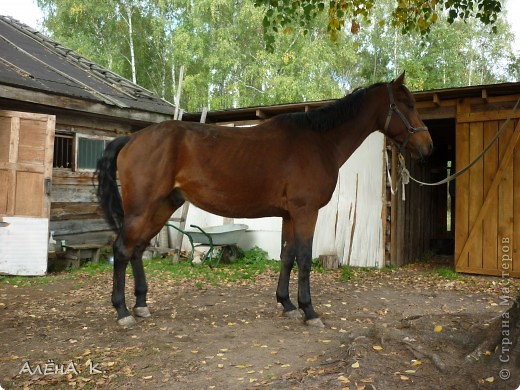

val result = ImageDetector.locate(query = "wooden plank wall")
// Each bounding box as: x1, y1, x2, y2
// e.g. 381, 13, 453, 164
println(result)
388, 132, 451, 266
455, 95, 520, 277
49, 169, 113, 246
399, 157, 435, 263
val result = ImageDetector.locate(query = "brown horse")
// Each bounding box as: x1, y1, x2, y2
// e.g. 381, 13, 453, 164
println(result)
96, 72, 432, 327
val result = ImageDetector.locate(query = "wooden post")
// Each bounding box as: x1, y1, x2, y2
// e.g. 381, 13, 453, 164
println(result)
319, 254, 339, 269
171, 202, 190, 264
390, 145, 398, 266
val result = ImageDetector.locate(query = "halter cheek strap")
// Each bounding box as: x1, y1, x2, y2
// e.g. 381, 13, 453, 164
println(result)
383, 83, 428, 155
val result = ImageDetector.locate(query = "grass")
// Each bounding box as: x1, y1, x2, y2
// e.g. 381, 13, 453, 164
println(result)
0, 247, 385, 288
338, 265, 378, 281
0, 247, 280, 288
431, 267, 461, 280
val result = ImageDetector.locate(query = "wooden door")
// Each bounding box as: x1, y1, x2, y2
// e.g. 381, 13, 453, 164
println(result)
455, 97, 520, 277
0, 110, 55, 275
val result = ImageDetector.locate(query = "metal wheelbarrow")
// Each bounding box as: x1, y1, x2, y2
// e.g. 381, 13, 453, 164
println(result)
166, 223, 248, 267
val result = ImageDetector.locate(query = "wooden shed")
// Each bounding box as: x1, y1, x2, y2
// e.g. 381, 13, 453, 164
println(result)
0, 16, 175, 275
183, 81, 520, 277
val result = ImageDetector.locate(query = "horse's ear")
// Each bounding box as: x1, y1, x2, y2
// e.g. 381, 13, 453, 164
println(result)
395, 71, 406, 86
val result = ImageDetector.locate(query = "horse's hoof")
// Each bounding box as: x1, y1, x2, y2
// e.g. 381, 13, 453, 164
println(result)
117, 315, 137, 328
306, 318, 325, 328
133, 306, 151, 318
284, 309, 303, 319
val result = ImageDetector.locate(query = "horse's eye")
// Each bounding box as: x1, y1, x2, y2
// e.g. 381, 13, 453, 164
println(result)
406, 102, 414, 109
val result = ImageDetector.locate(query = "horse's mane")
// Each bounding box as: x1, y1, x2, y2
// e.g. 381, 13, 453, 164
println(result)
272, 82, 387, 133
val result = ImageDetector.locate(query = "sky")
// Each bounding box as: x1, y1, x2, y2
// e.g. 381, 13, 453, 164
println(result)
1, 0, 519, 54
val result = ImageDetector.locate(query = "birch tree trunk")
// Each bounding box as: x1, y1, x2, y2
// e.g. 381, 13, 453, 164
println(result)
121, 0, 137, 84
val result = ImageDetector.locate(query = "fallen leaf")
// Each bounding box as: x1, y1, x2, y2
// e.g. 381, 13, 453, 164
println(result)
404, 370, 416, 374
411, 360, 422, 366
143, 375, 153, 380
337, 375, 350, 383
372, 345, 383, 351
434, 325, 443, 332
485, 377, 494, 383
351, 361, 360, 368
400, 375, 409, 380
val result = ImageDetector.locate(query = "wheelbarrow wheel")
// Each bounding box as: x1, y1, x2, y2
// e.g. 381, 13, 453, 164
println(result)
220, 245, 239, 264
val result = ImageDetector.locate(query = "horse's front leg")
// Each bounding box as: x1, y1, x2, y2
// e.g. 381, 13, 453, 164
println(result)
276, 218, 301, 319
112, 235, 135, 327
130, 242, 151, 318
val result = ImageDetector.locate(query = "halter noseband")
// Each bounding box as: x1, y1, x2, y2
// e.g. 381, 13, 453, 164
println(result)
383, 83, 428, 154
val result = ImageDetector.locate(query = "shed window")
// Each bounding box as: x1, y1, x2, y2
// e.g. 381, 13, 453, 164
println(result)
76, 135, 111, 170
53, 134, 73, 168
53, 133, 113, 171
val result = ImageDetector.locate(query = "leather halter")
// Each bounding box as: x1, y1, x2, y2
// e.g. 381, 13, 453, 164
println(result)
383, 83, 428, 155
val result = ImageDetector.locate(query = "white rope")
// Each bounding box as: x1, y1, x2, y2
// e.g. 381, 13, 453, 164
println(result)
385, 150, 408, 201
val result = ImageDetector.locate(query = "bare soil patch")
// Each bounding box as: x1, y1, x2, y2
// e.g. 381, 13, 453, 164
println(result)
0, 262, 519, 389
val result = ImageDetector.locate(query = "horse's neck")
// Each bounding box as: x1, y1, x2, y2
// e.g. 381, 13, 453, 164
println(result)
323, 105, 379, 170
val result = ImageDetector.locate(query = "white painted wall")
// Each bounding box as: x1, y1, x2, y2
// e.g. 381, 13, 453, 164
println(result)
0, 217, 48, 275
172, 132, 385, 267
313, 132, 385, 267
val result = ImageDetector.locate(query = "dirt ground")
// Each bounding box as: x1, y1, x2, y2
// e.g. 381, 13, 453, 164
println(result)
1, 261, 519, 390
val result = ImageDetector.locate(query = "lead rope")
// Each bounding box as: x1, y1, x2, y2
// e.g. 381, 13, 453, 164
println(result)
388, 95, 520, 197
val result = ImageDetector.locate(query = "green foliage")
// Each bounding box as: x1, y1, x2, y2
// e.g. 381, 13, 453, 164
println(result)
339, 265, 355, 281
239, 246, 270, 264
254, 0, 504, 51
36, 0, 517, 114
143, 247, 279, 286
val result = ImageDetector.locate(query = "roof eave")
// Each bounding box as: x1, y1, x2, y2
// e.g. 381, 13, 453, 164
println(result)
0, 84, 175, 124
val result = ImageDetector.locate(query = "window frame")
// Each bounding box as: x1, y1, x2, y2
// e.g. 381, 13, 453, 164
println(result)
53, 131, 74, 170
75, 134, 114, 172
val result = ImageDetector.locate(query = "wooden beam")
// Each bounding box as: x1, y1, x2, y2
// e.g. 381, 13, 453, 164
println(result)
256, 109, 268, 119
455, 119, 520, 268
482, 88, 488, 103
433, 93, 440, 107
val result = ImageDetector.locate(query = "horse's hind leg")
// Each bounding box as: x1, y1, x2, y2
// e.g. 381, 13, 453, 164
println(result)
121, 193, 185, 324
112, 234, 135, 326
130, 242, 151, 318
276, 218, 301, 319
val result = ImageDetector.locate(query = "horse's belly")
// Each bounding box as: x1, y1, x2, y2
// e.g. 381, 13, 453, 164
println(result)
179, 183, 288, 219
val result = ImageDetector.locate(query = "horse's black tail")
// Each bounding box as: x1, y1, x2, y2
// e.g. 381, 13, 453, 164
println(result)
95, 136, 131, 233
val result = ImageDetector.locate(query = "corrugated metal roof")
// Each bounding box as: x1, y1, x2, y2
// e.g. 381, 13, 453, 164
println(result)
0, 15, 175, 116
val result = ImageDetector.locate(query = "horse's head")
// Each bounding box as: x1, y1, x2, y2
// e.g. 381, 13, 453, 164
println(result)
379, 72, 433, 160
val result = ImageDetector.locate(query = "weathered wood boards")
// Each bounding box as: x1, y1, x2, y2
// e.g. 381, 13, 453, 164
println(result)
455, 96, 520, 277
